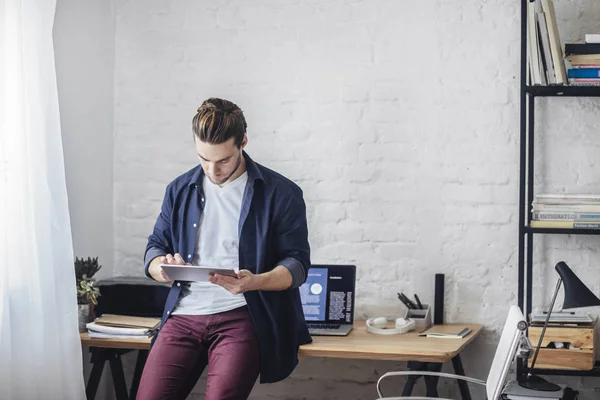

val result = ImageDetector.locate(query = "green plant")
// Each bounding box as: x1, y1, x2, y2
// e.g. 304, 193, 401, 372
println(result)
75, 257, 101, 281
77, 280, 100, 305
75, 257, 102, 305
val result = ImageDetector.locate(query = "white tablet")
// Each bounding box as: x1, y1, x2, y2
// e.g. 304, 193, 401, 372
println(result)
159, 264, 238, 282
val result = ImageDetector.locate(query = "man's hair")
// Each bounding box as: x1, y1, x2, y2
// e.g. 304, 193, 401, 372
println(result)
192, 98, 247, 148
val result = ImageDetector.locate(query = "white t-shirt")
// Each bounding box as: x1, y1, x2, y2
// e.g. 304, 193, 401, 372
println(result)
172, 171, 248, 315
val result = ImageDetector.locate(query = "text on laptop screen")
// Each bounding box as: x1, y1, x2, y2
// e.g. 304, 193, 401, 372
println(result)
300, 266, 354, 324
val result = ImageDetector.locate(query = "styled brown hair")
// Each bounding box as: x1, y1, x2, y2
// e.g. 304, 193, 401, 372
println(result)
192, 98, 247, 148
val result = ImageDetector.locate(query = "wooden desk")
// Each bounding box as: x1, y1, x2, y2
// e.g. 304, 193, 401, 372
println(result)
300, 322, 483, 362
81, 333, 151, 400
81, 322, 483, 400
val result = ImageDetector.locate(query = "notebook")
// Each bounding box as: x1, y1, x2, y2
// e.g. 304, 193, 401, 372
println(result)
418, 325, 472, 339
94, 314, 161, 330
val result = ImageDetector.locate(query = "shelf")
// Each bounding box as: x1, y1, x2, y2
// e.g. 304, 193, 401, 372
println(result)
525, 85, 600, 97
532, 362, 600, 377
525, 226, 600, 235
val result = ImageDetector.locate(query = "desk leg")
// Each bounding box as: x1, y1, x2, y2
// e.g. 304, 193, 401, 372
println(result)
109, 352, 129, 400
402, 361, 441, 397
129, 350, 149, 400
451, 354, 472, 400
86, 359, 105, 400
423, 363, 442, 397
401, 361, 423, 396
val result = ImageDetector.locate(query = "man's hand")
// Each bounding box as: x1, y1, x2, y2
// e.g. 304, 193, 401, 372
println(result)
209, 269, 259, 295
149, 253, 189, 283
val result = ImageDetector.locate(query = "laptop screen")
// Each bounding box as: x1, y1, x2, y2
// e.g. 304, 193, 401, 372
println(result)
300, 265, 356, 324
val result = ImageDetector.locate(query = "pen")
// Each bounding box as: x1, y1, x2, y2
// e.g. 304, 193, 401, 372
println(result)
397, 293, 413, 309
414, 294, 423, 310
400, 292, 418, 310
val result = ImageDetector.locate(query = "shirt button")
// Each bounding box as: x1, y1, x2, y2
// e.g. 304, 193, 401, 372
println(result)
193, 223, 197, 228
201, 198, 205, 202
177, 282, 181, 287
167, 311, 170, 315
187, 254, 192, 259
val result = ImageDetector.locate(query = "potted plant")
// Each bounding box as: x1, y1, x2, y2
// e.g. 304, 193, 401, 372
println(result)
75, 257, 102, 332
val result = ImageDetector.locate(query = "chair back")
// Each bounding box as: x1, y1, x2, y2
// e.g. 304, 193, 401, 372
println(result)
486, 305, 526, 400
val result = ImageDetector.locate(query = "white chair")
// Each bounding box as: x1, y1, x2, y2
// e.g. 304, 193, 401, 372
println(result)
376, 305, 529, 400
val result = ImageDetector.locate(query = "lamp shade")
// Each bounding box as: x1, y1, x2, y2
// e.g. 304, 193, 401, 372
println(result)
555, 261, 600, 309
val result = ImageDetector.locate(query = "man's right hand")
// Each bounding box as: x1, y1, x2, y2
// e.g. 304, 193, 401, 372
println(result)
149, 253, 188, 283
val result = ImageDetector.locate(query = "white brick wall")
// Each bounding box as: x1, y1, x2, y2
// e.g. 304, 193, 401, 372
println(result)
112, 0, 600, 398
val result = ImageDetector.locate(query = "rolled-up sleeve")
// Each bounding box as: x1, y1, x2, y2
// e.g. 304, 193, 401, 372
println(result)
274, 191, 310, 289
144, 185, 175, 279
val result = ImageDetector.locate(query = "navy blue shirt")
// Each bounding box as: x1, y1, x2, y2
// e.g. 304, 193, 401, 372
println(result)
144, 152, 312, 383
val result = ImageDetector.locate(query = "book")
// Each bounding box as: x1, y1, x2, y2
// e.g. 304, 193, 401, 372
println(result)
565, 43, 600, 55
537, 6, 556, 84
530, 312, 594, 324
541, 0, 567, 84
93, 314, 161, 330
532, 202, 600, 212
567, 68, 600, 78
530, 220, 600, 229
88, 331, 153, 340
534, 193, 600, 205
528, 1, 543, 85
585, 34, 600, 44
418, 325, 472, 339
86, 322, 155, 336
532, 211, 600, 220
567, 54, 600, 65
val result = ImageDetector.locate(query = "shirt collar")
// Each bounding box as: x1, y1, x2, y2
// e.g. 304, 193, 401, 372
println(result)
188, 150, 264, 187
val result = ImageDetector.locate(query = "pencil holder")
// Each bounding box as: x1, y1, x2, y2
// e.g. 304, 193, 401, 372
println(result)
405, 304, 432, 331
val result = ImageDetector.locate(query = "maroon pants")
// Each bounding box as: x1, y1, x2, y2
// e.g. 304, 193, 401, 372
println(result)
136, 306, 260, 400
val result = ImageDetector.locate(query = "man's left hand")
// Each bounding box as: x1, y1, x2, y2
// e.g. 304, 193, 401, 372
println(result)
209, 269, 258, 295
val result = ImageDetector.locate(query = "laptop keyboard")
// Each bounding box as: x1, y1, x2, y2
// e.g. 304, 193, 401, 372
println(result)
308, 323, 341, 330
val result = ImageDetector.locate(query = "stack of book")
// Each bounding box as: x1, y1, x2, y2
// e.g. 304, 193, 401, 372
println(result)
530, 194, 600, 230
86, 314, 160, 339
565, 38, 600, 86
530, 311, 595, 328
527, 0, 567, 86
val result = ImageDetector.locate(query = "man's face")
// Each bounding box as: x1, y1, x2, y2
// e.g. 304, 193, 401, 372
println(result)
195, 136, 247, 185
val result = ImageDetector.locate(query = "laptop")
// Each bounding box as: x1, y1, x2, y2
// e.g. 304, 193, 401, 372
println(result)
300, 264, 356, 336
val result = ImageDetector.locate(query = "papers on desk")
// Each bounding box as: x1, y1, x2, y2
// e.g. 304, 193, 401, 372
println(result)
86, 314, 160, 339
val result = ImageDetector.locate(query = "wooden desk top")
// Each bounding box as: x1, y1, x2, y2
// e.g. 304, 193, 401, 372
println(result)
80, 333, 152, 350
299, 322, 483, 363
81, 322, 483, 363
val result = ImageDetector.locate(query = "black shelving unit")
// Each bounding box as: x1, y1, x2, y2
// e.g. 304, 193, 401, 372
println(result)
518, 0, 600, 379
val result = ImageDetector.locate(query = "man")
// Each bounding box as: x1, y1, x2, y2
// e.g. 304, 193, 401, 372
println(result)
137, 98, 312, 400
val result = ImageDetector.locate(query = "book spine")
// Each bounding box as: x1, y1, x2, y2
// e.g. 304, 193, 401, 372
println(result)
565, 43, 600, 55
567, 68, 600, 78
571, 64, 600, 68
585, 34, 600, 43
532, 211, 600, 220
532, 203, 600, 212
531, 220, 600, 229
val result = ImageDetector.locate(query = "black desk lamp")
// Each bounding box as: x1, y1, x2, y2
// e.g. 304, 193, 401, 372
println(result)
519, 261, 600, 391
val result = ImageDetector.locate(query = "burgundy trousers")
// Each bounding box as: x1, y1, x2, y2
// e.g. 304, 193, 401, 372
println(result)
136, 306, 260, 400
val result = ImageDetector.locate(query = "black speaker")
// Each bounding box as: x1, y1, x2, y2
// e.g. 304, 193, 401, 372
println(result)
94, 276, 170, 318
434, 274, 445, 324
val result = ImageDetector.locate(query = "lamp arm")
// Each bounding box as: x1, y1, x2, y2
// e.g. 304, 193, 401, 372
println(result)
527, 278, 562, 376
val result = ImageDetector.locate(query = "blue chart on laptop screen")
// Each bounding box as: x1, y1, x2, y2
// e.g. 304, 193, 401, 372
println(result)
300, 268, 328, 321
300, 266, 354, 324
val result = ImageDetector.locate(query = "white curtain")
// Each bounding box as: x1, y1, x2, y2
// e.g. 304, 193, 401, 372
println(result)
0, 0, 86, 399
